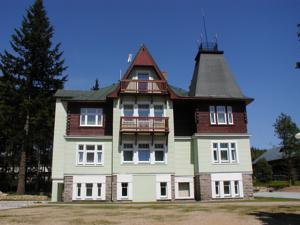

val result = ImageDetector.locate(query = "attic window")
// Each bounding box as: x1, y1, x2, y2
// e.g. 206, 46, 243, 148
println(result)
209, 106, 234, 125
137, 72, 149, 80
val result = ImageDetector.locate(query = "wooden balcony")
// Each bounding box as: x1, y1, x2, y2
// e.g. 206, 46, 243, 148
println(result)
120, 80, 168, 94
120, 117, 169, 133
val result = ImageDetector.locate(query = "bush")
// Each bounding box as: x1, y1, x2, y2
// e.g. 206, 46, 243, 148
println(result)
254, 158, 273, 182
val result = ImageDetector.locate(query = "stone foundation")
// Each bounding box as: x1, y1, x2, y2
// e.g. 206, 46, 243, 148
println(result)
242, 173, 254, 199
171, 175, 175, 201
198, 173, 212, 200
63, 176, 73, 202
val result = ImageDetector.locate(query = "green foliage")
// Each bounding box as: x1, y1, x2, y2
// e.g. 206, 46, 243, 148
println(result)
254, 158, 273, 183
273, 113, 300, 185
0, 0, 66, 193
251, 147, 267, 161
91, 78, 100, 90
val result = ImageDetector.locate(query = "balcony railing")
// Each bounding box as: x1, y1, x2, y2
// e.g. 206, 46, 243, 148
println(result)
120, 80, 168, 94
120, 117, 169, 133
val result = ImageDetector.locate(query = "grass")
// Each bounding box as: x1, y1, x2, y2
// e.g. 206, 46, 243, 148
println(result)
1, 201, 300, 225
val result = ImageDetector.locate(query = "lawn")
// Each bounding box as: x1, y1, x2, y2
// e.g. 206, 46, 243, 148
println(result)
1, 201, 300, 225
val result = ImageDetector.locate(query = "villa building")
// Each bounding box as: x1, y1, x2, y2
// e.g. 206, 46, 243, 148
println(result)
51, 43, 254, 202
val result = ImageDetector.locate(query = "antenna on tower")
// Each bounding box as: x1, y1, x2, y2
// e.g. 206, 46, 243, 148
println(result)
201, 9, 209, 48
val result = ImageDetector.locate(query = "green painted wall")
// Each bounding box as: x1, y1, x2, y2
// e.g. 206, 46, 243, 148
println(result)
63, 138, 112, 175
174, 139, 195, 176
194, 135, 253, 173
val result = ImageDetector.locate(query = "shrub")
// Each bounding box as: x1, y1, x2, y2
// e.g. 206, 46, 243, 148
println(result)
254, 158, 273, 183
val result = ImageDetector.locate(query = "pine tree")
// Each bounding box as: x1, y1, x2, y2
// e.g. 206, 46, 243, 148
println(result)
0, 0, 67, 194
91, 79, 100, 90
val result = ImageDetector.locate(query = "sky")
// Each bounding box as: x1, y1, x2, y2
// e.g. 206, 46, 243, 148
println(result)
1, 0, 300, 149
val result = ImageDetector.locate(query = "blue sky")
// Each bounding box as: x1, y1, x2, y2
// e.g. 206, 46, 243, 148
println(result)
1, 0, 300, 149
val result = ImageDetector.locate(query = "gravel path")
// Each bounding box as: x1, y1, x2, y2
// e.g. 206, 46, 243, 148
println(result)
0, 201, 36, 210
254, 191, 300, 199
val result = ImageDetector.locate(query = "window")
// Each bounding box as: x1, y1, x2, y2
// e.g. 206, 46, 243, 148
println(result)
209, 106, 216, 124
178, 183, 190, 198
220, 143, 229, 162
123, 104, 134, 117
97, 183, 102, 197
210, 105, 233, 125
122, 143, 134, 163
227, 106, 233, 124
230, 143, 237, 162
212, 143, 218, 163
80, 108, 103, 126
154, 105, 164, 117
223, 181, 231, 196
138, 104, 150, 117
138, 143, 150, 162
216, 106, 227, 124
138, 72, 149, 80
154, 143, 165, 162
215, 181, 220, 197
77, 144, 103, 165
77, 183, 81, 197
160, 182, 167, 197
86, 183, 93, 197
212, 142, 238, 164
234, 181, 240, 196
121, 183, 128, 197
78, 145, 84, 163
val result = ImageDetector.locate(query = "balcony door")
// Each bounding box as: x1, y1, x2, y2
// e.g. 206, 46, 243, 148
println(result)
123, 104, 135, 129
137, 73, 149, 92
138, 104, 150, 130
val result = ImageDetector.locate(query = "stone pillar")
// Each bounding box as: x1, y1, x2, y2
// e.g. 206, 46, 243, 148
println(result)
242, 173, 254, 199
171, 175, 175, 201
112, 175, 117, 201
198, 173, 212, 200
63, 176, 73, 202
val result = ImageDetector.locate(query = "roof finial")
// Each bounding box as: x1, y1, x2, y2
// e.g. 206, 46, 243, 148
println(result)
201, 9, 209, 48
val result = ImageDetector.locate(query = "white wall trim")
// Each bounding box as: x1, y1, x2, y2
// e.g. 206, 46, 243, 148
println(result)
175, 176, 194, 199
156, 174, 171, 200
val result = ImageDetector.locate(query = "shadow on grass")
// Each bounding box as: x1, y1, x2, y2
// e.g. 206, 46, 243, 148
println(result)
250, 212, 300, 225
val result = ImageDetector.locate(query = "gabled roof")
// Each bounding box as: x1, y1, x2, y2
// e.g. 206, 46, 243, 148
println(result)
253, 147, 283, 164
189, 47, 253, 103
122, 44, 166, 80
55, 84, 118, 101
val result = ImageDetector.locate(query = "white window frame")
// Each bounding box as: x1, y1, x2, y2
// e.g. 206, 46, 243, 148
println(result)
175, 177, 194, 199
209, 106, 216, 125
117, 175, 133, 200
211, 141, 239, 164
72, 175, 106, 200
159, 182, 168, 197
154, 143, 167, 164
122, 104, 134, 117
156, 175, 171, 200
76, 143, 104, 166
121, 142, 134, 164
216, 106, 227, 125
223, 181, 231, 197
80, 108, 103, 127
211, 173, 244, 199
227, 106, 234, 125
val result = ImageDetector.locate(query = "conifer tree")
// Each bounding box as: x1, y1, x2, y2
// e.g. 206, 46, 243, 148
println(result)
91, 78, 100, 90
0, 0, 67, 194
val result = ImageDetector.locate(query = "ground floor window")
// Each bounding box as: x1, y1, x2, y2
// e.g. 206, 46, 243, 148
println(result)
212, 179, 243, 198
73, 181, 105, 200
178, 182, 190, 198
223, 181, 231, 196
121, 183, 128, 197
160, 182, 167, 197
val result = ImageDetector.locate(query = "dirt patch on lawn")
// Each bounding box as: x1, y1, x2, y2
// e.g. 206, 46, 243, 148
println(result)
0, 202, 300, 225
